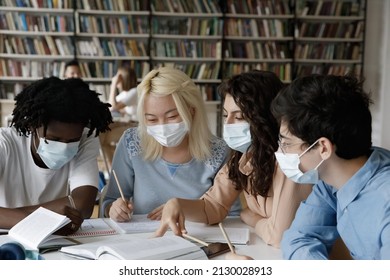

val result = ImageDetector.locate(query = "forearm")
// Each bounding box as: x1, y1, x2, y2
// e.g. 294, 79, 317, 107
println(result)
170, 198, 208, 223
108, 83, 118, 108
0, 207, 31, 229
40, 186, 97, 218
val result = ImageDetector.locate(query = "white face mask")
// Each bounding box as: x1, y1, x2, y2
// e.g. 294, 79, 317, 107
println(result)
275, 140, 324, 184
36, 136, 80, 170
146, 121, 188, 147
223, 122, 251, 153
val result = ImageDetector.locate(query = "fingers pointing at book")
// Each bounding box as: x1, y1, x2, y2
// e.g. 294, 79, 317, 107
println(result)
154, 198, 186, 237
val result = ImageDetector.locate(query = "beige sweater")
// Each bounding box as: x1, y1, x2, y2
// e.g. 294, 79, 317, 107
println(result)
201, 153, 313, 248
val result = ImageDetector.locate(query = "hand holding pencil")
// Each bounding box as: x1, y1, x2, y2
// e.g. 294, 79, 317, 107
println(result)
219, 222, 253, 260
109, 170, 133, 222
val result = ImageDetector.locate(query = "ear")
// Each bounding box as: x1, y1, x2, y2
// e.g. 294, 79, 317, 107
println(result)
318, 137, 333, 160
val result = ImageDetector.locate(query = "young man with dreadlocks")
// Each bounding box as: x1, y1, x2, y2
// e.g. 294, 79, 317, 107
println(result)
0, 76, 112, 235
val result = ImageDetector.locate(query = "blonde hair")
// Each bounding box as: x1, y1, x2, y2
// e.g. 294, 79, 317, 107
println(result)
137, 67, 212, 161
117, 66, 137, 91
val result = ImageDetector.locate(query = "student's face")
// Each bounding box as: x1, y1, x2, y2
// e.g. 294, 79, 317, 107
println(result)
32, 121, 84, 168
143, 94, 183, 125
223, 94, 247, 124
65, 66, 82, 79
278, 122, 322, 173
35, 121, 84, 144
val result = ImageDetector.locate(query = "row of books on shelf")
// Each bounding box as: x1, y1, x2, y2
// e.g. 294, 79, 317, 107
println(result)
225, 41, 291, 60
78, 15, 148, 35
155, 62, 220, 81
77, 38, 147, 57
295, 43, 361, 60
223, 62, 291, 82
224, 18, 289, 38
79, 60, 150, 79
227, 0, 291, 15
151, 0, 221, 14
0, 59, 65, 78
0, 13, 73, 32
0, 59, 151, 80
0, 82, 26, 99
1, 35, 73, 56
1, 0, 73, 9
295, 63, 362, 78
296, 21, 364, 39
298, 0, 364, 17
151, 18, 223, 36
89, 83, 220, 104
152, 41, 221, 59
78, 0, 148, 11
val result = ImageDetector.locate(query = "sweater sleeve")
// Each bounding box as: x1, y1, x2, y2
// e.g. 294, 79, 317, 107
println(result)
200, 164, 242, 225
253, 165, 313, 248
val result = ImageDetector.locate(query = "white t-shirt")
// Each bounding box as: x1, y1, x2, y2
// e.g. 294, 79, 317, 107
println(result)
115, 87, 137, 121
0, 127, 99, 207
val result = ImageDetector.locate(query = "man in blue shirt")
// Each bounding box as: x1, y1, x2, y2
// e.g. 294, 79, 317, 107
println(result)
271, 74, 390, 260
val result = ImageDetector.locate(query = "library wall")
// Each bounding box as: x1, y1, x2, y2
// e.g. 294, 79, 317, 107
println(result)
0, 0, 372, 139
365, 0, 390, 149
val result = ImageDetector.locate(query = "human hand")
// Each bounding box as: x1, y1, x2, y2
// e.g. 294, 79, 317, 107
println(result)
153, 198, 186, 237
54, 206, 83, 235
147, 204, 164, 220
225, 252, 253, 260
109, 198, 133, 222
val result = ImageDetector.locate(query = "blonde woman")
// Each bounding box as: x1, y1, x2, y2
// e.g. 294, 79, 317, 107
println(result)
101, 67, 240, 220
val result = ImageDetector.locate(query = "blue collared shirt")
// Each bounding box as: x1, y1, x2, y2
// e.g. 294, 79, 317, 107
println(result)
282, 147, 390, 259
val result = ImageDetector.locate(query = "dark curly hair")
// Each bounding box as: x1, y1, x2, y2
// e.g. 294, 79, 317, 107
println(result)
218, 70, 285, 197
11, 76, 113, 137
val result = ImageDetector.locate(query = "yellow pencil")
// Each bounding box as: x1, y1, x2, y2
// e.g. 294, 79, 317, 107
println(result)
112, 170, 132, 219
218, 222, 235, 253
182, 233, 209, 247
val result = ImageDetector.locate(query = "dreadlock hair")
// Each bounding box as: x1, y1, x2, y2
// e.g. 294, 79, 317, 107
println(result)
11, 76, 113, 137
218, 70, 284, 197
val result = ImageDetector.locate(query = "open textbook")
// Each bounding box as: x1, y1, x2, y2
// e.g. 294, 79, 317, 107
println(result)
0, 207, 78, 252
60, 235, 208, 260
69, 215, 250, 244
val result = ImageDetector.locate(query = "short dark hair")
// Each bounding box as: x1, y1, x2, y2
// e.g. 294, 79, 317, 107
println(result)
218, 70, 284, 196
271, 74, 372, 159
11, 76, 113, 137
65, 60, 80, 69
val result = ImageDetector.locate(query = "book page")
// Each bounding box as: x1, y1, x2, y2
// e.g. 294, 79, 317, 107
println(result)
61, 236, 205, 260
96, 236, 203, 260
9, 207, 70, 250
106, 215, 161, 234
185, 222, 250, 245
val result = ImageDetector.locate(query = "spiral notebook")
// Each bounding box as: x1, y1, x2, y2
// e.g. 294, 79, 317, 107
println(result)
69, 219, 118, 238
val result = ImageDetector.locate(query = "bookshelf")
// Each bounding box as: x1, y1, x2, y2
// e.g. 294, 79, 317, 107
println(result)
0, 0, 74, 98
293, 0, 366, 78
222, 0, 294, 83
74, 0, 150, 101
0, 0, 367, 135
150, 0, 224, 103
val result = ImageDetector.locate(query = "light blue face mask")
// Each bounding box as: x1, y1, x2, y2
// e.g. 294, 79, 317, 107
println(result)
274, 140, 324, 184
223, 122, 252, 153
36, 134, 80, 170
